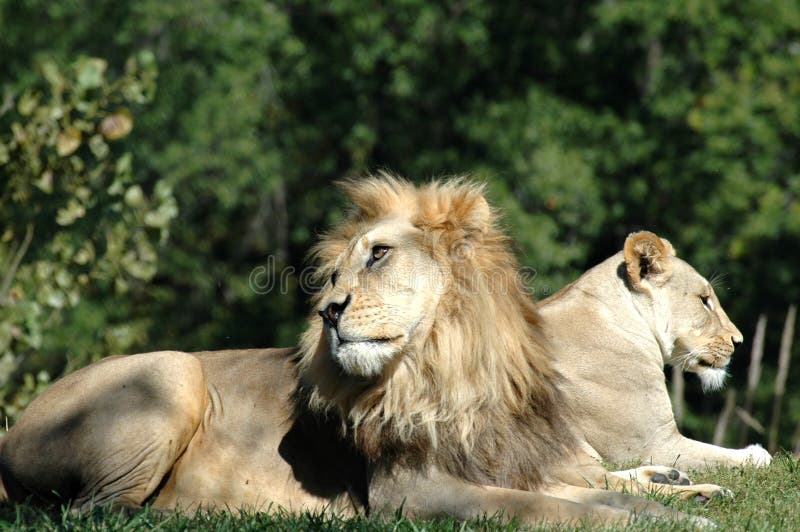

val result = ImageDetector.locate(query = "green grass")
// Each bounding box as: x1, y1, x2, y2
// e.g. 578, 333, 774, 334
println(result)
2, 453, 799, 531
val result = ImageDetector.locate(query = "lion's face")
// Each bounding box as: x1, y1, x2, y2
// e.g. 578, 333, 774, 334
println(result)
624, 231, 743, 391
315, 216, 444, 378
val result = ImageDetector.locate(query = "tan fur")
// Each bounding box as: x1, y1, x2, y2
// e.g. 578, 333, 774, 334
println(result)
540, 231, 772, 469
298, 175, 573, 490
0, 178, 721, 526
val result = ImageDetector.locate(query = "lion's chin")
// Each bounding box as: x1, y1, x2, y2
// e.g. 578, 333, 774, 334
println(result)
331, 340, 401, 378
696, 366, 727, 393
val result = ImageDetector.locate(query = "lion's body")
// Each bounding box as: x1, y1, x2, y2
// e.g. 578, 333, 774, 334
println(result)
539, 240, 771, 470
0, 177, 721, 525
0, 348, 363, 513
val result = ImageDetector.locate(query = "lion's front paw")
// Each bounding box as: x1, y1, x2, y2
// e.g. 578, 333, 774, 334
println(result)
689, 483, 733, 503
743, 444, 772, 466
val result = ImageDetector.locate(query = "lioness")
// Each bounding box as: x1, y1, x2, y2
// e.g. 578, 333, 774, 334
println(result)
0, 177, 720, 525
540, 230, 771, 470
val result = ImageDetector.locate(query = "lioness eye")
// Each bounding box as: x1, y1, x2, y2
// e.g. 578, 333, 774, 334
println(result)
701, 295, 714, 311
368, 245, 390, 267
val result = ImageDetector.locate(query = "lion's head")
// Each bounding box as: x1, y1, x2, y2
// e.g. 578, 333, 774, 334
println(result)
297, 174, 575, 489
623, 231, 743, 391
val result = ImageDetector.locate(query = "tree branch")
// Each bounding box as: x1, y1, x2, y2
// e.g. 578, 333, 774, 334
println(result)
0, 224, 34, 305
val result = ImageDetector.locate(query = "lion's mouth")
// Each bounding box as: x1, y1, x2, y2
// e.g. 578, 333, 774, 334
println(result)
695, 356, 729, 370
338, 335, 401, 345
327, 332, 405, 378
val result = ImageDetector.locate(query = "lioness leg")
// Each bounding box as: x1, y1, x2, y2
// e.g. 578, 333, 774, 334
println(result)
0, 351, 207, 511
650, 434, 771, 469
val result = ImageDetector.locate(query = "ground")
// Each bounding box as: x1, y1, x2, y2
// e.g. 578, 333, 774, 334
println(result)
1, 453, 798, 531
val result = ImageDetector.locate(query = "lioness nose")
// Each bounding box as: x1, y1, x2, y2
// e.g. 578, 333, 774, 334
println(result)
318, 295, 351, 329
732, 336, 742, 349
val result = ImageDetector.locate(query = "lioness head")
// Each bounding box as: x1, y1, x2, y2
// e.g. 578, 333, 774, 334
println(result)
624, 231, 743, 391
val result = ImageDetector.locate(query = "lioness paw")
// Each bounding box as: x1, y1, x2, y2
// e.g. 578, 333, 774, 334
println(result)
743, 444, 772, 466
612, 465, 691, 486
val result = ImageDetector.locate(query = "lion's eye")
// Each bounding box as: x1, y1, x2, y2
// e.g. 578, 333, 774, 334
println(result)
700, 295, 714, 311
367, 245, 391, 267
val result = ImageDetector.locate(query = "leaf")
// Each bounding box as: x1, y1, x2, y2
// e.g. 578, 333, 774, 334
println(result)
17, 90, 39, 116
144, 198, 178, 229
88, 134, 109, 160
124, 185, 145, 207
56, 128, 82, 156
115, 152, 132, 175
40, 60, 64, 91
35, 170, 53, 193
73, 243, 95, 265
45, 290, 65, 309
76, 57, 107, 89
137, 49, 156, 68
121, 250, 156, 280
55, 199, 86, 226
98, 109, 133, 140
54, 269, 71, 288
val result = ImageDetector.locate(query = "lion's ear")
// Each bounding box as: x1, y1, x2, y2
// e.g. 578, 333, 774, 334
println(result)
416, 180, 493, 240
624, 231, 673, 291
460, 193, 491, 236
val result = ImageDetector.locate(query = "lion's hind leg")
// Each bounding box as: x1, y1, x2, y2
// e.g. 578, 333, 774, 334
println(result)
0, 351, 207, 511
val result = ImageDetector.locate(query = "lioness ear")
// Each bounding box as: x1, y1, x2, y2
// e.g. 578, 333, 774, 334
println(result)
659, 237, 676, 257
624, 231, 673, 291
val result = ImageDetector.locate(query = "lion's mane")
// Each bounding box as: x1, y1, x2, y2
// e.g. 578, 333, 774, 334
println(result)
297, 174, 576, 489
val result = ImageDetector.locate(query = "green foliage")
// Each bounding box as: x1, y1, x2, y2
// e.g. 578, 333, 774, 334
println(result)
1, 0, 799, 446
0, 54, 173, 418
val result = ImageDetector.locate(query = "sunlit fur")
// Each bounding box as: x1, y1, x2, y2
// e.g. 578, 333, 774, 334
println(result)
672, 346, 728, 392
698, 366, 728, 392
297, 173, 577, 489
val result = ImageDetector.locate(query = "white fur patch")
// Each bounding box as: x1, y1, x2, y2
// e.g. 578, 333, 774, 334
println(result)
698, 367, 727, 392
742, 444, 772, 466
333, 341, 398, 377
326, 326, 399, 377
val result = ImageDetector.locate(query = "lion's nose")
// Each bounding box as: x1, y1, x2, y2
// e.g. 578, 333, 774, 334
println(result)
731, 336, 743, 349
318, 295, 351, 329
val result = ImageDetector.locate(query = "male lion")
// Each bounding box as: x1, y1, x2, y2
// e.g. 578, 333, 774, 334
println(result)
0, 177, 720, 525
540, 230, 772, 470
